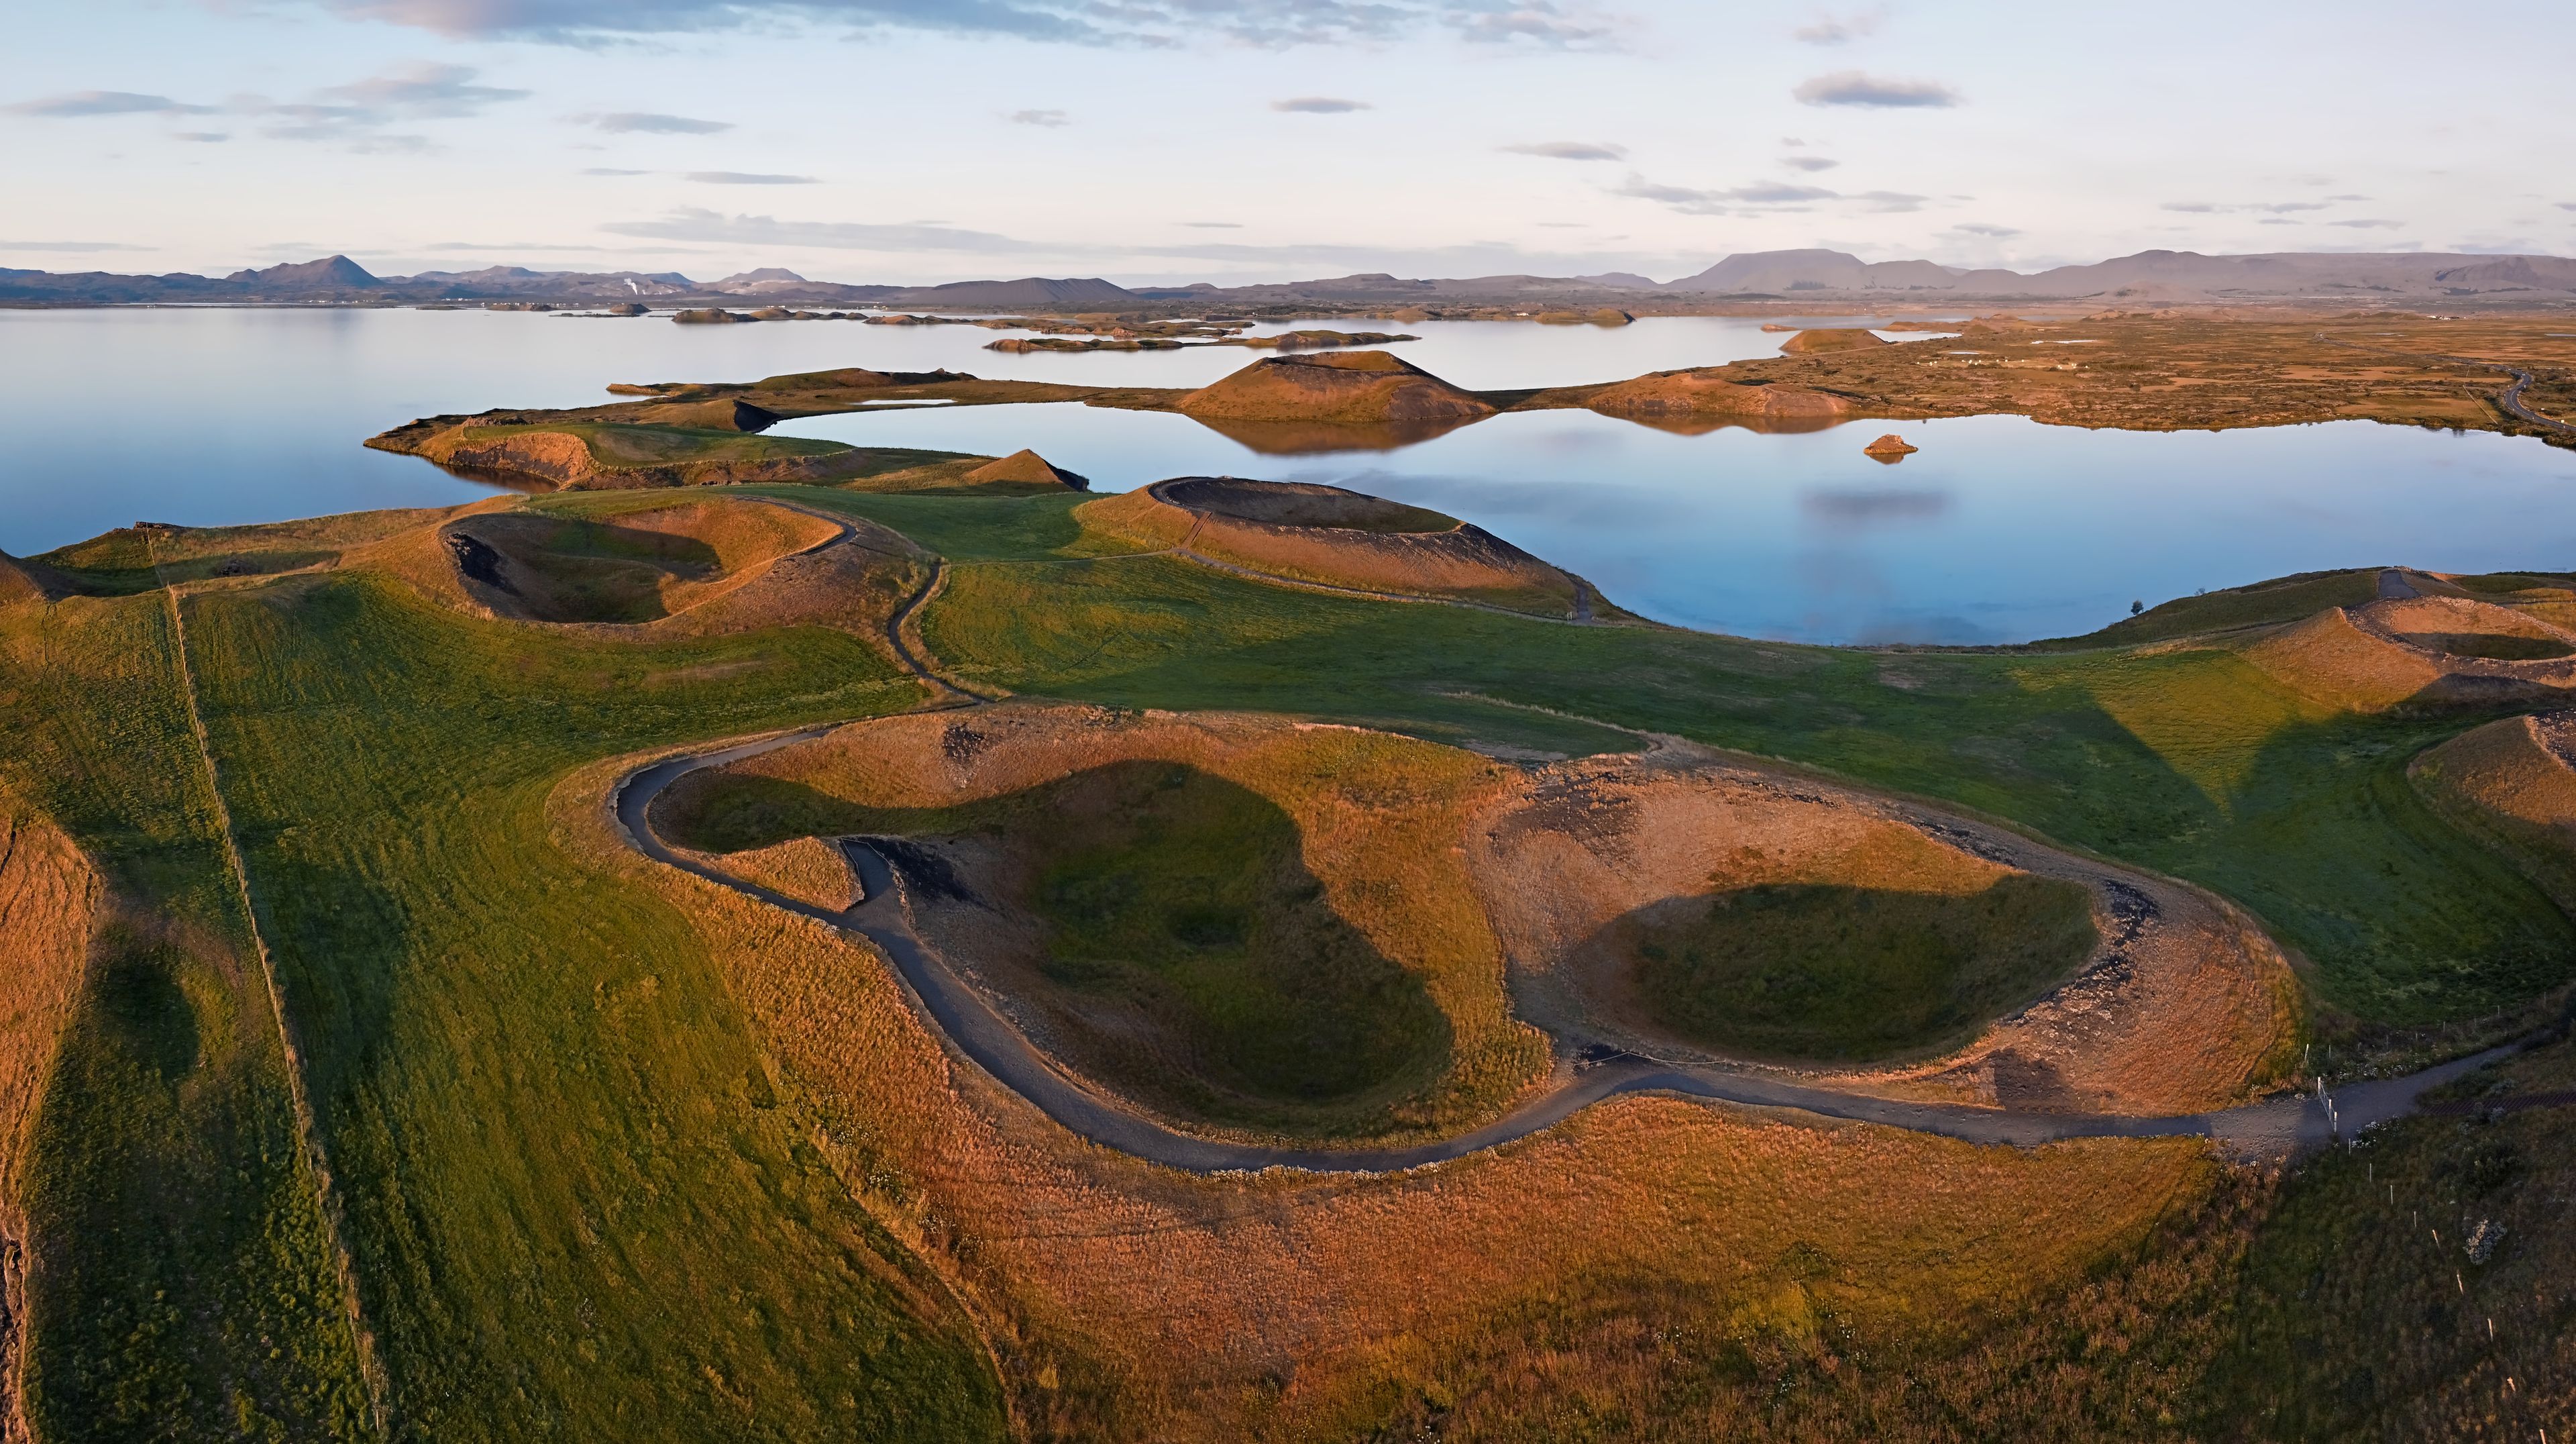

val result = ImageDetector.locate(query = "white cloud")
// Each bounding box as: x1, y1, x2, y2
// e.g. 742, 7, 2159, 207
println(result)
1010, 109, 1070, 126
1502, 140, 1625, 160
1793, 8, 1884, 44
686, 171, 818, 185
1793, 71, 1961, 108
1272, 97, 1371, 113
5, 90, 216, 117
578, 111, 732, 134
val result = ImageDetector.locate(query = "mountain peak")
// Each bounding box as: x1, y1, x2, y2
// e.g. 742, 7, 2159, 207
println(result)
227, 254, 381, 288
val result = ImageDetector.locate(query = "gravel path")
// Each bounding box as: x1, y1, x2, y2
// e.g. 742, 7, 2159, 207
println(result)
610, 731, 2524, 1174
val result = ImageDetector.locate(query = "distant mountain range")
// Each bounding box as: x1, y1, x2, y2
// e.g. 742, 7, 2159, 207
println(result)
5, 248, 2574, 309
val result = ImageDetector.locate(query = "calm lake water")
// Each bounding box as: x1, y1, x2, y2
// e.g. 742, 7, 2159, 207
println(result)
5, 307, 2571, 643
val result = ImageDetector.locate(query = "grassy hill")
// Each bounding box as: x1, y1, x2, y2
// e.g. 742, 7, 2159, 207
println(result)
1, 480, 2569, 1439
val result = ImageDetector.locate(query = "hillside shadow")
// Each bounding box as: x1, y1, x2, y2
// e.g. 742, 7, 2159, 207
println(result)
663, 760, 1452, 1129
2220, 691, 2576, 1024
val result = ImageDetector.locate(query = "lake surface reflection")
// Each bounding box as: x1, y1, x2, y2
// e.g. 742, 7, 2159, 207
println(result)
4, 306, 2571, 644
776, 403, 2576, 645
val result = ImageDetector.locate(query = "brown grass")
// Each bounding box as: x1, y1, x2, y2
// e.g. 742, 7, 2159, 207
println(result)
0, 792, 101, 1433
654, 704, 1550, 1142
2240, 607, 2447, 711
358, 494, 931, 652
561, 737, 2230, 1439
1471, 747, 2296, 1114
2414, 713, 2576, 915
1780, 328, 1890, 355
709, 835, 859, 913
1576, 370, 1854, 427
1175, 352, 1495, 425
1078, 482, 1589, 617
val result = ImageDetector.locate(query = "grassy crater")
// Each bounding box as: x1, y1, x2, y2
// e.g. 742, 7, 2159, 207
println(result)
665, 759, 1452, 1133
1622, 876, 2099, 1062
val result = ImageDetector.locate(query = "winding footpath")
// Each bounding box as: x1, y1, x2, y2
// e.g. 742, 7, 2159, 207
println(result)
611, 729, 2526, 1174
605, 500, 2551, 1175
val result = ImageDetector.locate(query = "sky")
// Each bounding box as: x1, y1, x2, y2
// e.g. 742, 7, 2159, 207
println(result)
5, 0, 2573, 287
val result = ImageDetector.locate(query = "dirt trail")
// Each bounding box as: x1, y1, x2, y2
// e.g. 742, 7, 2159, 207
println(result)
600, 509, 2534, 1172
151, 566, 392, 1434
610, 730, 2528, 1172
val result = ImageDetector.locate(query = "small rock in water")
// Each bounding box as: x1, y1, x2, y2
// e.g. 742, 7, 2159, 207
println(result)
2465, 1219, 2506, 1264
1863, 433, 1921, 460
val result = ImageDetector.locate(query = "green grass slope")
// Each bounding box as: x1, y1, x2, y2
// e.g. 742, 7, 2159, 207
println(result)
163, 574, 1002, 1439
1629, 876, 2099, 1062
715, 486, 2574, 1030
663, 759, 1453, 1134
0, 591, 374, 1441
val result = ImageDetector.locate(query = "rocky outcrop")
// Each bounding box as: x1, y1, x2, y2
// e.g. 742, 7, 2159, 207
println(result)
1864, 433, 1920, 458
1175, 352, 1495, 425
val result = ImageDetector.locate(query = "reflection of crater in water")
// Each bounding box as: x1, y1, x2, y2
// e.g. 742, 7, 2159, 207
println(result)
1181, 411, 1485, 455
1801, 488, 1952, 526
1599, 410, 1845, 438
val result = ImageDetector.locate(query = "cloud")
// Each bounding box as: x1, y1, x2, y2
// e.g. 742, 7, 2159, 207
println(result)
1273, 96, 1370, 113
2557, 202, 2576, 212
1181, 221, 1241, 227
1502, 140, 1625, 160
1780, 155, 1838, 172
582, 166, 650, 174
0, 240, 155, 252
1792, 8, 1883, 44
1452, 3, 1621, 47
2326, 193, 2369, 202
250, 62, 529, 147
603, 207, 1042, 253
2328, 218, 2404, 229
1792, 71, 1960, 107
311, 0, 1620, 48
175, 131, 230, 142
580, 110, 731, 134
5, 90, 216, 117
1009, 108, 1069, 126
2165, 199, 2337, 215
1951, 223, 2019, 237
1613, 174, 1923, 216
317, 61, 529, 117
419, 240, 617, 252
686, 171, 818, 184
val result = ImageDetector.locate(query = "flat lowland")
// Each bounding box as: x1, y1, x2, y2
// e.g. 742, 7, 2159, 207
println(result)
5, 458, 2575, 1437
1078, 477, 1609, 619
